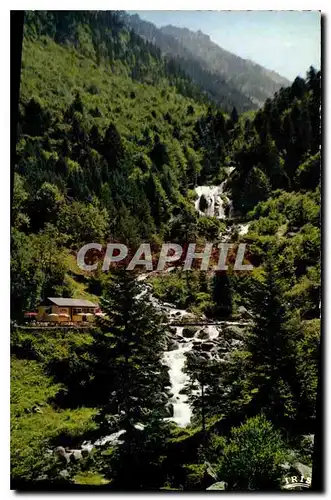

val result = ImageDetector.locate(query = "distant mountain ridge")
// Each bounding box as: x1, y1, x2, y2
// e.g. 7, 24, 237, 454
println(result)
126, 13, 290, 111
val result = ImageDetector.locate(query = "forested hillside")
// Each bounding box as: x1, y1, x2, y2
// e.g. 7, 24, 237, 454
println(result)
126, 13, 290, 110
11, 10, 320, 491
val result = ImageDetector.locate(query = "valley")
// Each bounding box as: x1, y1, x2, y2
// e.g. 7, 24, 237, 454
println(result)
11, 10, 320, 491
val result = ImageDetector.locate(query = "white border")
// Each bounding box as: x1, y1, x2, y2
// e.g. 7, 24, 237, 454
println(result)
1, 2, 327, 498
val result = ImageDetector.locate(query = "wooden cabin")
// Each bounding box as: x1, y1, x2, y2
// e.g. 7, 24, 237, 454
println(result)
37, 297, 98, 323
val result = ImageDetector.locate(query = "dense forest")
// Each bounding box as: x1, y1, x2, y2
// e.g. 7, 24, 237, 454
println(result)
11, 10, 320, 491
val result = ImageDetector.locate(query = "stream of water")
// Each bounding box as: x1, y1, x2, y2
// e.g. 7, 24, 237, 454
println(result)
80, 177, 248, 450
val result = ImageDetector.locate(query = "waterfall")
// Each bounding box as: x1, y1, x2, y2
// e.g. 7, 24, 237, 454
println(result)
163, 338, 192, 427
194, 182, 231, 219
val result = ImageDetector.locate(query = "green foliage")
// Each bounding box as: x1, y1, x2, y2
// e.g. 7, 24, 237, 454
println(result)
151, 270, 214, 316
87, 270, 172, 488
229, 69, 320, 214
215, 415, 287, 491
11, 226, 71, 319
12, 174, 30, 229
11, 357, 97, 483
90, 270, 170, 425
196, 216, 223, 239
294, 152, 320, 190
57, 201, 109, 248
11, 10, 320, 491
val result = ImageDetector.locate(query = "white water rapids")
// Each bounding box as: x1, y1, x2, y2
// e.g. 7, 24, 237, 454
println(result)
163, 341, 192, 427
194, 180, 233, 220
71, 176, 251, 454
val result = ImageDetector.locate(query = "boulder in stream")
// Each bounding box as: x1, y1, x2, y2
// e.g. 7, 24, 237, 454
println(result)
223, 325, 246, 341
167, 339, 179, 351
196, 329, 209, 340
165, 403, 174, 418
182, 326, 198, 338
200, 342, 216, 352
237, 305, 253, 319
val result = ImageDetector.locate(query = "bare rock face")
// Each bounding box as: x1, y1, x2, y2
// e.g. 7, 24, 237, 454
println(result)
292, 462, 312, 478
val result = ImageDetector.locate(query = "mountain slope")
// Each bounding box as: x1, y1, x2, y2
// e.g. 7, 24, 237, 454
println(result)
12, 10, 320, 490
126, 13, 290, 110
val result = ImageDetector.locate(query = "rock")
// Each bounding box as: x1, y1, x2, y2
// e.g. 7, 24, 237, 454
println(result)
292, 462, 312, 478
54, 446, 70, 463
196, 329, 209, 340
32, 405, 43, 414
200, 352, 211, 360
230, 338, 243, 349
167, 339, 179, 351
200, 342, 215, 352
166, 403, 174, 417
199, 194, 209, 212
36, 474, 48, 481
206, 481, 227, 490
223, 325, 245, 341
182, 326, 198, 338
216, 344, 230, 352
59, 469, 70, 480
54, 446, 66, 455
237, 306, 253, 319
69, 450, 83, 462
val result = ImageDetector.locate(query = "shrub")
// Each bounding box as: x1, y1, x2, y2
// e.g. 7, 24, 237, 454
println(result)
216, 415, 287, 491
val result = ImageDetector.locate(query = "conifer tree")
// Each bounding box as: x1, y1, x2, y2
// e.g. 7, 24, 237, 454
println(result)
89, 269, 171, 488
212, 271, 233, 318
244, 254, 301, 428
90, 269, 170, 429
230, 106, 239, 125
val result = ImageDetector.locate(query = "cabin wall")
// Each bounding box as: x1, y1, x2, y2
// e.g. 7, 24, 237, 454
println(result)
36, 304, 96, 322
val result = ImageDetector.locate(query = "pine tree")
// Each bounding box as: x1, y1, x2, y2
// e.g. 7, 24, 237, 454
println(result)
244, 254, 301, 428
89, 270, 171, 487
212, 271, 233, 318
90, 269, 170, 427
185, 352, 225, 423
230, 106, 239, 125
